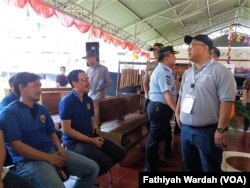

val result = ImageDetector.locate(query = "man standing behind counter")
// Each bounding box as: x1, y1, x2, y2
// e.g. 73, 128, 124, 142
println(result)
83, 51, 112, 100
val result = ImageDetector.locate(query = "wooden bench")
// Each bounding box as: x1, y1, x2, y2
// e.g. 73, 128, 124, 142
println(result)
94, 94, 147, 150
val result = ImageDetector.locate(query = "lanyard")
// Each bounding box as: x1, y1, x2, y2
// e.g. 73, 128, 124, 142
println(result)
189, 61, 213, 93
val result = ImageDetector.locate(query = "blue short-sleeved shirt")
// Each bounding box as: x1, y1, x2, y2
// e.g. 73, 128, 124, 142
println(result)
59, 91, 94, 145
0, 101, 56, 163
149, 63, 176, 105
0, 92, 18, 111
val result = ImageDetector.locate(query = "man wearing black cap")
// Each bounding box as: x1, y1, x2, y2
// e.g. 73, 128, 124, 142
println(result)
144, 46, 179, 172
83, 51, 112, 100
175, 34, 237, 171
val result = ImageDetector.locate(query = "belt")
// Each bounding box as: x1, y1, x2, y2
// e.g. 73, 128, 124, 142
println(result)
150, 101, 169, 108
186, 123, 217, 129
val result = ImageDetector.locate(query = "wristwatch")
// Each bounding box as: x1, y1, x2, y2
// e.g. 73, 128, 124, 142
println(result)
216, 126, 229, 133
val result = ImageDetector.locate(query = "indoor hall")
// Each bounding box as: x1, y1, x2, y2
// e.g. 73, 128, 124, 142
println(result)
1, 0, 250, 188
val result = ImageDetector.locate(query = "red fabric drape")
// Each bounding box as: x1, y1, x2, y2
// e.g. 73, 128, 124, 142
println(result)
4, 0, 28, 8
133, 46, 140, 53
120, 40, 128, 49
5, 0, 147, 57
102, 32, 112, 43
127, 42, 134, 51
55, 10, 74, 27
93, 28, 102, 38
75, 20, 91, 33
29, 0, 54, 18
112, 37, 121, 47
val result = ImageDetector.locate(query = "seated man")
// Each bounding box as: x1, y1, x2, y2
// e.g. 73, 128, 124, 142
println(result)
0, 124, 34, 188
0, 75, 19, 111
0, 72, 99, 188
59, 69, 127, 176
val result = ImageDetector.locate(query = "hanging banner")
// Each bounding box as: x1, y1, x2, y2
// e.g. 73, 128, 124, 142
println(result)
231, 32, 250, 46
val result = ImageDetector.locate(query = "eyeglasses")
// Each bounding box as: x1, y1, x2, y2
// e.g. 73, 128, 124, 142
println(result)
79, 78, 89, 82
189, 43, 205, 49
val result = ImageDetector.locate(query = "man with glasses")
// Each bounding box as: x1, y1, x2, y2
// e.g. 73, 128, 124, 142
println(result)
175, 34, 236, 171
59, 70, 126, 176
0, 72, 99, 188
83, 51, 112, 100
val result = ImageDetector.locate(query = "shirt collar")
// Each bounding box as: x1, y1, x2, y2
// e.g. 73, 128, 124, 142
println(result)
193, 59, 212, 73
72, 90, 88, 103
160, 63, 172, 73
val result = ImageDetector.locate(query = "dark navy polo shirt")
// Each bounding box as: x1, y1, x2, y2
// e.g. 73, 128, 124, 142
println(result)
0, 92, 18, 111
59, 91, 94, 145
0, 101, 55, 163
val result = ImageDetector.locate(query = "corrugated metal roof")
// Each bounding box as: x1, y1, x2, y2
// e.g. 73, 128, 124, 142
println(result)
43, 0, 250, 49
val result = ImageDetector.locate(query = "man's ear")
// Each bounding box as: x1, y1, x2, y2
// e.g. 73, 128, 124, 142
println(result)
19, 84, 24, 94
72, 80, 77, 88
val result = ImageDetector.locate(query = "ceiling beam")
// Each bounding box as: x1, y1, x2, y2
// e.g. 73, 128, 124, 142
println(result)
122, 0, 193, 30
115, 0, 171, 45
147, 6, 239, 44
134, 0, 223, 38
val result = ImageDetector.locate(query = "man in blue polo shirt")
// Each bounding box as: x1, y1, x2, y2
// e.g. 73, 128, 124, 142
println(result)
0, 75, 18, 111
0, 122, 34, 188
59, 69, 126, 176
0, 72, 99, 188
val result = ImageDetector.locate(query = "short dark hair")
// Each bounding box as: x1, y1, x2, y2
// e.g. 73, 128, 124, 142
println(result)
212, 47, 220, 58
8, 75, 16, 86
67, 69, 85, 88
60, 66, 66, 70
13, 72, 41, 97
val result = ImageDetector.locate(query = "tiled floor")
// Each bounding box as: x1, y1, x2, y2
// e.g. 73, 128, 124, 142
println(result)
65, 124, 250, 187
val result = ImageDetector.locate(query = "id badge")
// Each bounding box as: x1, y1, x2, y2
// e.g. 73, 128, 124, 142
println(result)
181, 94, 195, 114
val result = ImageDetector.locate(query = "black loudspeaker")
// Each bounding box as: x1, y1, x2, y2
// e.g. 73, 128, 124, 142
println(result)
86, 42, 99, 61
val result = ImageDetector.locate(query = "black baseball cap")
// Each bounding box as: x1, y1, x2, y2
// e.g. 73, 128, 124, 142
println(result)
82, 50, 96, 59
184, 34, 213, 50
158, 46, 179, 57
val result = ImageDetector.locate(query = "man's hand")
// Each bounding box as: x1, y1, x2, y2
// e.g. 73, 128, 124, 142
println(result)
214, 131, 227, 149
56, 148, 68, 162
47, 153, 67, 168
92, 137, 104, 148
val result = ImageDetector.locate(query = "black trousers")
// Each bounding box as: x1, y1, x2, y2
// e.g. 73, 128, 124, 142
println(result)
145, 101, 173, 171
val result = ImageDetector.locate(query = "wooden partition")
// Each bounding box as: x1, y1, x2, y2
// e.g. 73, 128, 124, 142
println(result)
41, 87, 72, 115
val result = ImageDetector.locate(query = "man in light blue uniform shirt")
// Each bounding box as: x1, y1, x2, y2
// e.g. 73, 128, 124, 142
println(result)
176, 34, 236, 171
145, 46, 179, 171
